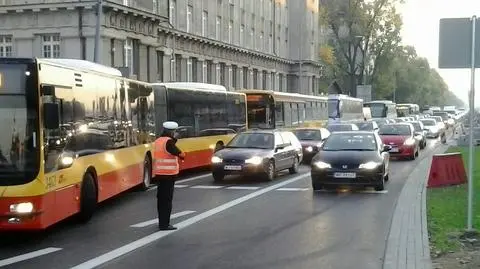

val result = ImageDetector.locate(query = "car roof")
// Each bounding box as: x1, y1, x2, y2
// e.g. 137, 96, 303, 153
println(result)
329, 131, 375, 135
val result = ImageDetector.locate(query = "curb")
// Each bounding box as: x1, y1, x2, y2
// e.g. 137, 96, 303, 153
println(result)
383, 144, 449, 269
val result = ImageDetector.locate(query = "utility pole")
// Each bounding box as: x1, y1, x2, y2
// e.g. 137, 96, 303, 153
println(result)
94, 0, 103, 63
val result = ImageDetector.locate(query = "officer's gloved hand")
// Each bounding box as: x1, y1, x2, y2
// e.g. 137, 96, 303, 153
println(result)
179, 152, 186, 160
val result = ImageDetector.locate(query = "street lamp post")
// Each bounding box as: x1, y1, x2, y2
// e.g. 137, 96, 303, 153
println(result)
94, 0, 103, 63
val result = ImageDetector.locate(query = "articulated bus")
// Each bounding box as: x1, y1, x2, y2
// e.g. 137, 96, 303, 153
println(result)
363, 100, 397, 119
238, 89, 328, 129
328, 94, 364, 123
150, 82, 247, 170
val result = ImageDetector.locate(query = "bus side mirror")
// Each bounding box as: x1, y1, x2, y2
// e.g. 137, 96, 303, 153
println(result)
44, 103, 60, 129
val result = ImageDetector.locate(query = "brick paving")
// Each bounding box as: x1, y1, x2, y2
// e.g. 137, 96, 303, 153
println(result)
383, 144, 449, 269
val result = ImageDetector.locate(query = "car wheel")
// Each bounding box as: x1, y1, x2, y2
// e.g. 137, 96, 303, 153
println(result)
212, 172, 224, 182
289, 157, 299, 174
384, 173, 389, 181
265, 160, 276, 181
374, 178, 385, 191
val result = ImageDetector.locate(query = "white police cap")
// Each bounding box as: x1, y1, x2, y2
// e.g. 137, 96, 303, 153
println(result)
163, 121, 179, 130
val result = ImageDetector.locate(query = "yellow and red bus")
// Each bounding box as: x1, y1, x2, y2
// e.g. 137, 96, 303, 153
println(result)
150, 83, 247, 171
238, 89, 328, 129
0, 58, 159, 230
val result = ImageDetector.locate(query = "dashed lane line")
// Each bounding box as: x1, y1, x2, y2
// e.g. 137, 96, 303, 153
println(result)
130, 211, 197, 228
276, 187, 309, 191
174, 184, 189, 188
147, 173, 211, 191
70, 173, 310, 269
190, 185, 224, 189
225, 186, 261, 190
0, 247, 62, 267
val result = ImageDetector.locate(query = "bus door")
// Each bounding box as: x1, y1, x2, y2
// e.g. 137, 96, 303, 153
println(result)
246, 94, 275, 129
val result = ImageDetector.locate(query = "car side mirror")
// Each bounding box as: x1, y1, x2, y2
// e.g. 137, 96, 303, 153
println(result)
383, 145, 392, 152
44, 103, 60, 129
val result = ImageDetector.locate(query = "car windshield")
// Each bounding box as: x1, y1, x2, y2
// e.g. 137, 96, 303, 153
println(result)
293, 129, 322, 141
378, 125, 411, 136
411, 122, 422, 131
421, 120, 435, 126
353, 122, 373, 130
226, 133, 274, 149
322, 133, 377, 151
432, 117, 443, 122
327, 124, 352, 132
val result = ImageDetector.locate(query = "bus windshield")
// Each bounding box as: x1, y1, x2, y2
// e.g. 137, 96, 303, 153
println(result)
0, 63, 39, 185
246, 94, 274, 129
366, 103, 386, 118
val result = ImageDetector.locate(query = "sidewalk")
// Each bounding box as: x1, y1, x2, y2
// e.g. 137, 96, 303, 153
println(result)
383, 144, 449, 269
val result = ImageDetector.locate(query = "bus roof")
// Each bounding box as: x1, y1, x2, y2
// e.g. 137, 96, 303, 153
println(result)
397, 103, 419, 107
151, 82, 228, 92
238, 89, 327, 102
364, 100, 395, 104
328, 94, 363, 102
37, 58, 123, 77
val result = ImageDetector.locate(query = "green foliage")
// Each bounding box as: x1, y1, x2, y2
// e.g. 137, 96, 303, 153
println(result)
320, 0, 464, 107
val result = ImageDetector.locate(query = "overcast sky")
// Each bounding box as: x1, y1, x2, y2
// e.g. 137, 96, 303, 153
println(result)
400, 0, 480, 106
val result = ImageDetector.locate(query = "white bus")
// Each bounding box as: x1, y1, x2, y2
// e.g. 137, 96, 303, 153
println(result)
328, 94, 364, 123
363, 100, 397, 119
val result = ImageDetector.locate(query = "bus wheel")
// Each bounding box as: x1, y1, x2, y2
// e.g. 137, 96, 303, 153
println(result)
140, 156, 152, 191
78, 173, 97, 223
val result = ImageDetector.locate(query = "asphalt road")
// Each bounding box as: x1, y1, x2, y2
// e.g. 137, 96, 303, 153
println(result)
0, 136, 447, 269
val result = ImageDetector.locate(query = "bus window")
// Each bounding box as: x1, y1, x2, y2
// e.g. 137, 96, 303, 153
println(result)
246, 93, 274, 128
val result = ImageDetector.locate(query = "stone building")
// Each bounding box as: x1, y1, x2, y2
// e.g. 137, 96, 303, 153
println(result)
0, 0, 326, 94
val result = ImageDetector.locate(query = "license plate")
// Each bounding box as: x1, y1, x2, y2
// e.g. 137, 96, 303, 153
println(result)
390, 148, 399, 152
224, 165, 242, 171
334, 172, 356, 178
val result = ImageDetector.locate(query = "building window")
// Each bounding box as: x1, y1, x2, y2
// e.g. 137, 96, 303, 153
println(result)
187, 58, 192, 82
169, 0, 176, 26
240, 24, 245, 46
187, 5, 193, 33
202, 61, 208, 83
216, 63, 221, 84
216, 16, 221, 40
250, 27, 255, 49
0, 35, 13, 57
268, 34, 272, 53
228, 20, 233, 43
175, 54, 182, 82
228, 66, 233, 89
157, 50, 164, 81
170, 57, 175, 81
202, 11, 208, 37
259, 31, 264, 51
42, 34, 60, 58
232, 65, 237, 88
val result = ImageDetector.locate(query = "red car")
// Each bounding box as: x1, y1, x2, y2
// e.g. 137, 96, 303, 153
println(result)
378, 123, 421, 160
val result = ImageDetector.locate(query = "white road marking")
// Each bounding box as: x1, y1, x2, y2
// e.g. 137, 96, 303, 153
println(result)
276, 187, 309, 191
314, 189, 389, 194
70, 173, 309, 269
176, 173, 211, 184
130, 211, 196, 228
190, 185, 224, 189
226, 186, 261, 190
174, 184, 189, 188
0, 247, 62, 267
147, 173, 211, 191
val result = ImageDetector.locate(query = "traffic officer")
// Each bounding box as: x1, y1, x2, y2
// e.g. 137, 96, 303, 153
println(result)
153, 121, 185, 231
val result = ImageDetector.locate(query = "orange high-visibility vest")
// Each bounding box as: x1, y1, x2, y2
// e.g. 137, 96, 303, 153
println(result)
153, 137, 180, 176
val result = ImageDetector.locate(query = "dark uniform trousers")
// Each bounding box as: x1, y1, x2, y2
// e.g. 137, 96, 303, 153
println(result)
156, 175, 176, 227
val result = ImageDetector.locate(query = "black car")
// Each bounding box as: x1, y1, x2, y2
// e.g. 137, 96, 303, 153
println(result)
292, 128, 330, 163
311, 131, 391, 191
211, 130, 302, 181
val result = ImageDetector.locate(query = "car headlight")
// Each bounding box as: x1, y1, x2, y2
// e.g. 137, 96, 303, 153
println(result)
245, 156, 263, 165
9, 202, 34, 214
211, 156, 222, 163
305, 146, 313, 152
313, 161, 331, 169
359, 161, 381, 169
404, 138, 416, 146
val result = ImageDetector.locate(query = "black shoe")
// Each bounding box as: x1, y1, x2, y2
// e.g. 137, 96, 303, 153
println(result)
159, 225, 177, 231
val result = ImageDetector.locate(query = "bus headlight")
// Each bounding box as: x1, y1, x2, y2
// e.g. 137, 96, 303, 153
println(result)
10, 202, 34, 214
245, 156, 263, 165
211, 156, 222, 163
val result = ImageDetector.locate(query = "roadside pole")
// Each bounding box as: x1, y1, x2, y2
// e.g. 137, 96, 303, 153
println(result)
467, 15, 476, 231
94, 0, 103, 63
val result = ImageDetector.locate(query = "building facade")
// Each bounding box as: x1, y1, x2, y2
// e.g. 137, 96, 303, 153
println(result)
0, 0, 325, 95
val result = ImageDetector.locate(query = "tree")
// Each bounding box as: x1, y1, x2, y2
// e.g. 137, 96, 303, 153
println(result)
320, 0, 403, 96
